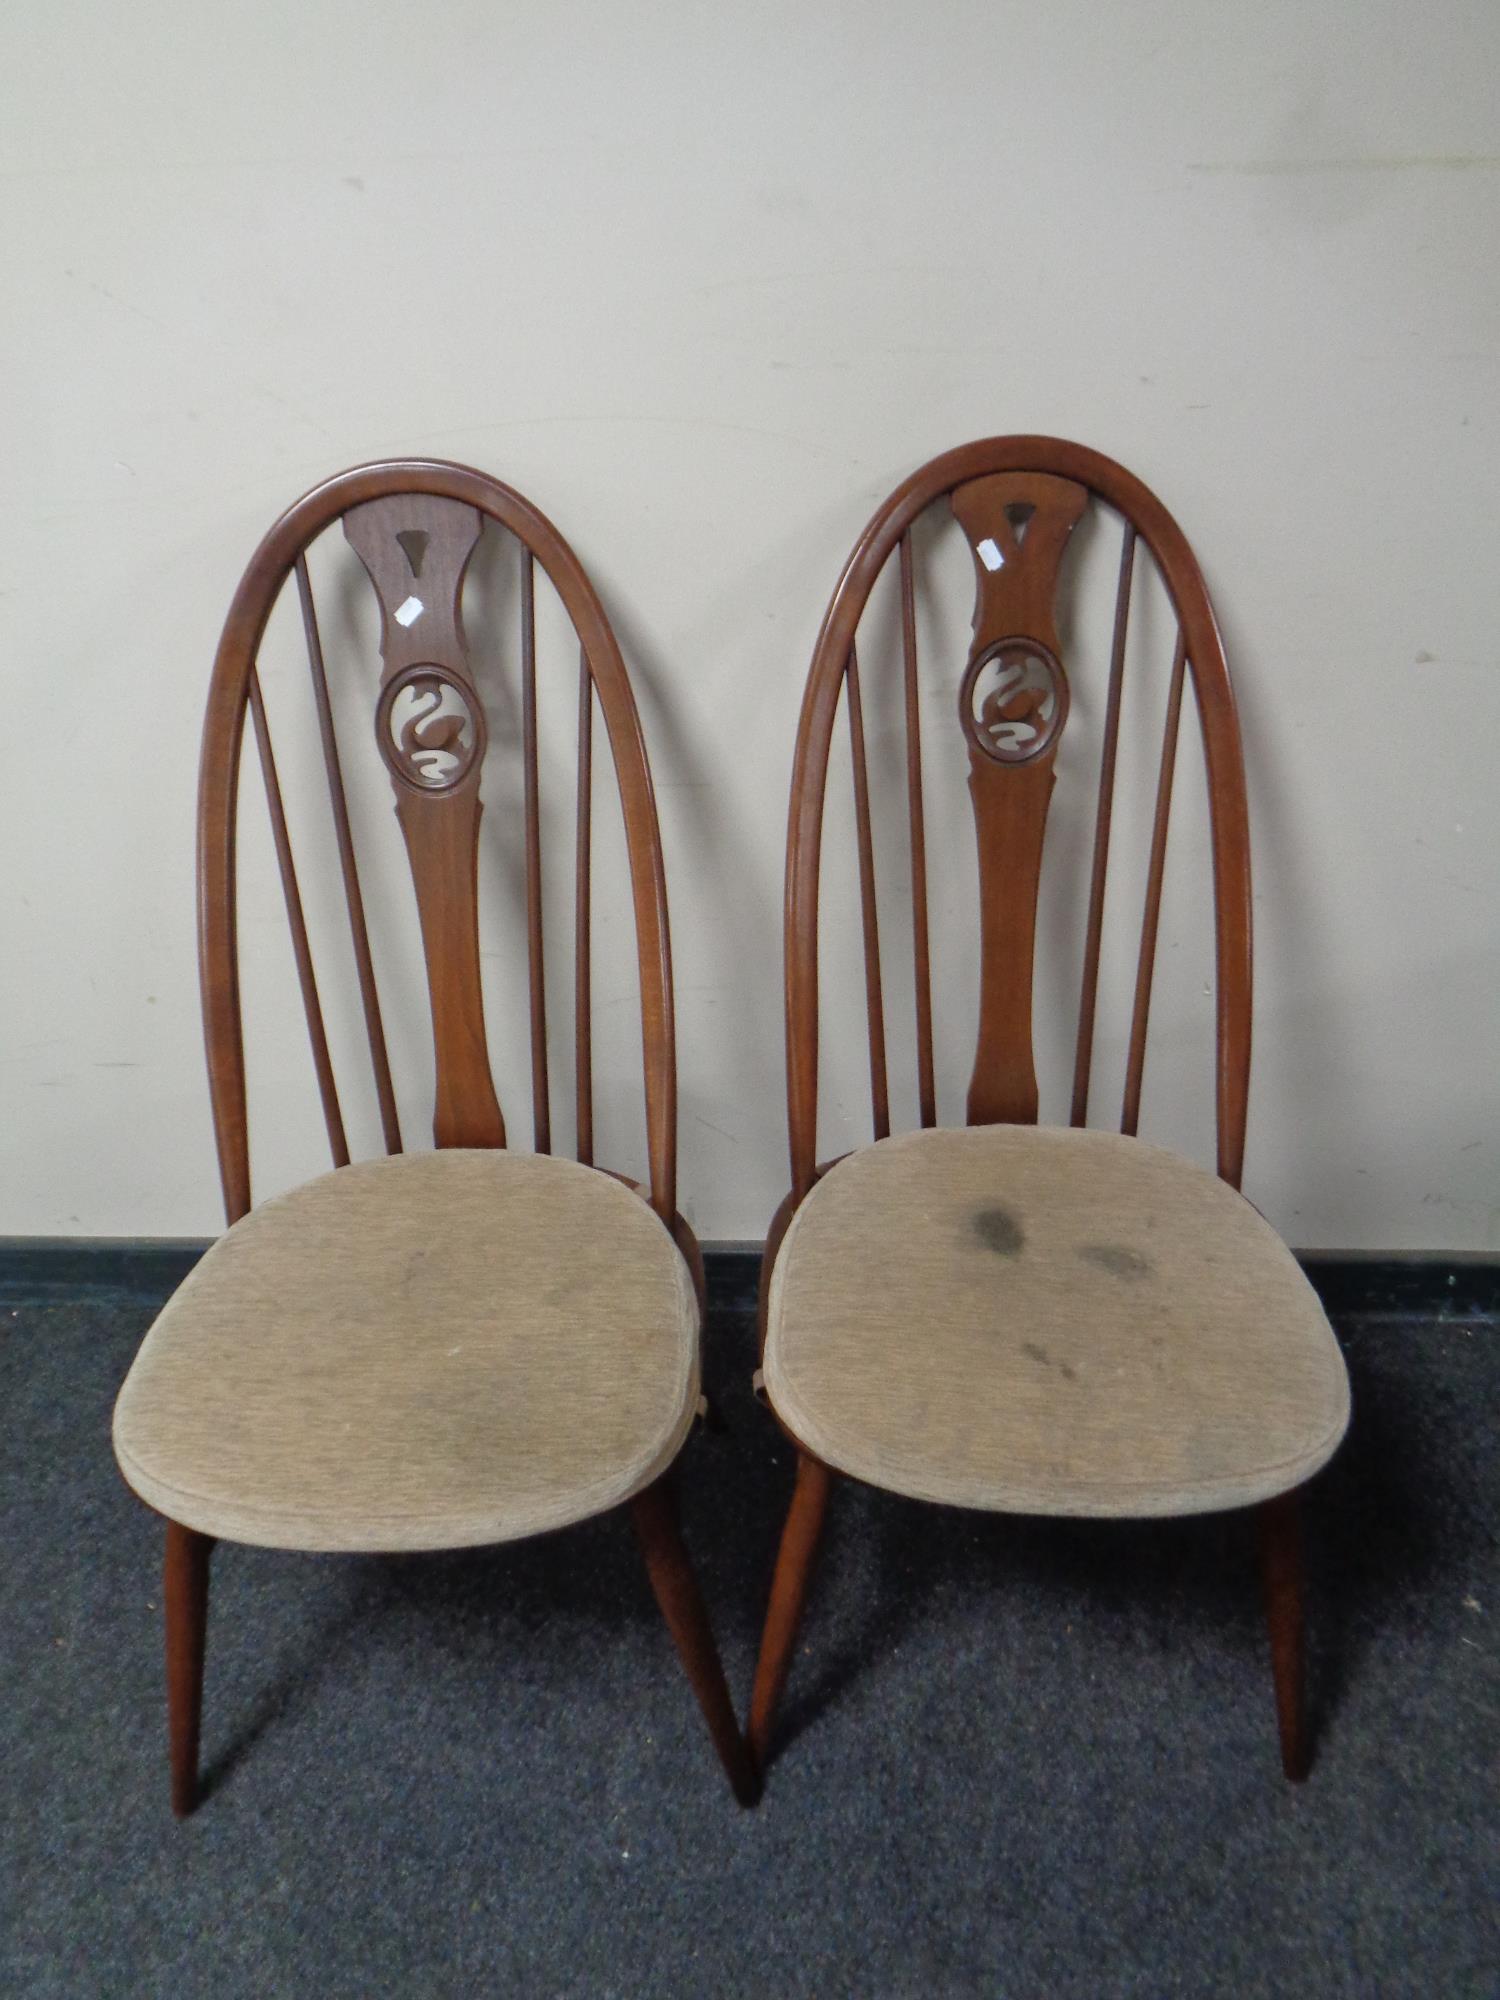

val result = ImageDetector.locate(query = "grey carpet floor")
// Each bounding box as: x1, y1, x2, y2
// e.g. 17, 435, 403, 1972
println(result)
2, 1273, 1495, 1997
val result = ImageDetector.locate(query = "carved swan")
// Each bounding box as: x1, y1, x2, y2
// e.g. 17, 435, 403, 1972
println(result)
977, 657, 1051, 754
398, 680, 471, 783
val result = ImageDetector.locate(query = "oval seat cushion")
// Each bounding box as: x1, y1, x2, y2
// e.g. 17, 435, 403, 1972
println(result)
113, 1151, 699, 1552
763, 1126, 1350, 1517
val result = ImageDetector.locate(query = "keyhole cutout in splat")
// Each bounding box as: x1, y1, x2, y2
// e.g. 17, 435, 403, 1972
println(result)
1004, 501, 1035, 545
396, 529, 430, 579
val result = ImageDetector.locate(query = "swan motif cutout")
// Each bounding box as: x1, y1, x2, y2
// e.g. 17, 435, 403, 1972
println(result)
961, 640, 1066, 765
378, 667, 483, 791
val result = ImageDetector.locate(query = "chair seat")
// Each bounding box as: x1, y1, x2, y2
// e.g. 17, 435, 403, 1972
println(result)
113, 1151, 699, 1553
763, 1126, 1349, 1518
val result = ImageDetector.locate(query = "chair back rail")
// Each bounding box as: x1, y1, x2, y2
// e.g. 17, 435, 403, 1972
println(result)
198, 460, 677, 1227
785, 436, 1252, 1203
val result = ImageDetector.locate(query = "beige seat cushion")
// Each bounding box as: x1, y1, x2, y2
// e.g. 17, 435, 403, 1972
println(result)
113, 1151, 699, 1552
764, 1126, 1349, 1518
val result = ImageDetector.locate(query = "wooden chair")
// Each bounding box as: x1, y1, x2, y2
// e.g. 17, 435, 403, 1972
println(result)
748, 437, 1350, 1782
112, 460, 758, 1812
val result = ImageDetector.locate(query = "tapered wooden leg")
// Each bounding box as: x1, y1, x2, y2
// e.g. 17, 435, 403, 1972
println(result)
630, 1478, 761, 1806
164, 1521, 213, 1818
1258, 1489, 1309, 1781
748, 1450, 835, 1771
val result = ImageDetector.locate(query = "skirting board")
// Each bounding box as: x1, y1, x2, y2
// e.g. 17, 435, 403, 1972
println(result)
1, 1237, 1497, 1320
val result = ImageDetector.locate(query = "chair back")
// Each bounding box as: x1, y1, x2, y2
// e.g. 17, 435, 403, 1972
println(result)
784, 438, 1252, 1201
199, 460, 677, 1224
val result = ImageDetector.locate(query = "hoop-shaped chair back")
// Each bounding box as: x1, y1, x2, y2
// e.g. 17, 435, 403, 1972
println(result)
785, 437, 1252, 1203
198, 460, 677, 1226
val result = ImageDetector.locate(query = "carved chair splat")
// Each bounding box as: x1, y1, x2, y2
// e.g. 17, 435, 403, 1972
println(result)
343, 493, 503, 1149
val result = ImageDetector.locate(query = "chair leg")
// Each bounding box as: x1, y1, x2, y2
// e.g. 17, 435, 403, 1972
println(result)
164, 1520, 213, 1818
748, 1450, 835, 1771
1257, 1489, 1310, 1781
630, 1478, 762, 1807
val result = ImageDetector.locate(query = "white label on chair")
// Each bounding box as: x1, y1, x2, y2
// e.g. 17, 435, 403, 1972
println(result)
395, 595, 425, 627
976, 537, 1005, 572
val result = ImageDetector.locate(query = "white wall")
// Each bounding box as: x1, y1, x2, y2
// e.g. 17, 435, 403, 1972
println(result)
1, 0, 1496, 1249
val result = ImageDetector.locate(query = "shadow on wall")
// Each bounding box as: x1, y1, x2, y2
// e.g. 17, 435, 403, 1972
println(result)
1215, 588, 1352, 1175
605, 593, 784, 1215
1218, 594, 1498, 1244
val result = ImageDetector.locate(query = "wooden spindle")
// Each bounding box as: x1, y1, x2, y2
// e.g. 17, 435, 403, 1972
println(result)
575, 647, 594, 1166
521, 552, 551, 1153
846, 644, 890, 1142
1122, 631, 1187, 1136
900, 532, 936, 1128
247, 667, 350, 1168
1071, 522, 1136, 1127
295, 555, 401, 1155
